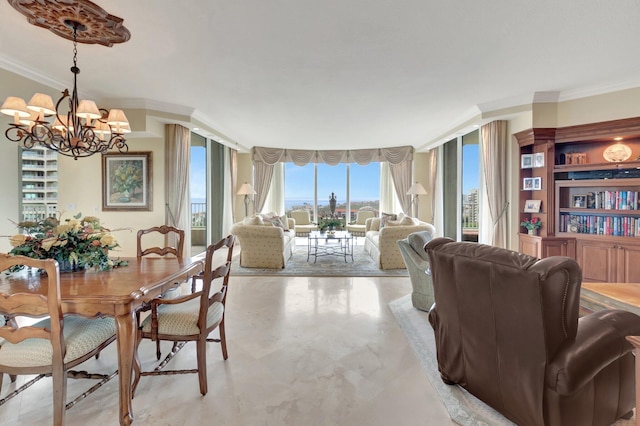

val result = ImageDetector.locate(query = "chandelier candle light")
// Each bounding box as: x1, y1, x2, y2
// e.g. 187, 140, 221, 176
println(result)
1, 18, 130, 159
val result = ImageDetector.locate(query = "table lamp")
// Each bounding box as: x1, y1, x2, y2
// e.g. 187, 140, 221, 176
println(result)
237, 182, 256, 217
407, 182, 428, 218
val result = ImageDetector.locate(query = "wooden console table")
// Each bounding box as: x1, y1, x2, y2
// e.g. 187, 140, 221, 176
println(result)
581, 282, 640, 426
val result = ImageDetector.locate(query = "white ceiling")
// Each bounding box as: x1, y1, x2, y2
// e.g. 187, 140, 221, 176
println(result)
1, 1, 640, 151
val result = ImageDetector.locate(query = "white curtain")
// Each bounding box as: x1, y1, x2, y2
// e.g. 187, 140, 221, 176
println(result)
427, 149, 437, 224
165, 124, 191, 253
389, 160, 412, 215
262, 162, 285, 214
433, 146, 444, 237
380, 162, 401, 214
230, 148, 238, 223
253, 160, 273, 214
222, 147, 234, 236
481, 120, 509, 247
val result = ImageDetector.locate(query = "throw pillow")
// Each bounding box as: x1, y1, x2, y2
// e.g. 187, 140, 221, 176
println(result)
399, 215, 416, 226
264, 216, 285, 229
279, 215, 290, 231
243, 215, 263, 226
380, 212, 397, 228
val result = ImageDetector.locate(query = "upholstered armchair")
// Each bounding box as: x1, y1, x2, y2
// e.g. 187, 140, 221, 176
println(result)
290, 210, 318, 236
346, 209, 376, 237
425, 238, 640, 426
397, 229, 435, 311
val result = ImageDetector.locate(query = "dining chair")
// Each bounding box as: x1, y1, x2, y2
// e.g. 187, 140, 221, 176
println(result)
0, 254, 117, 426
136, 225, 185, 258
132, 234, 235, 397
136, 225, 186, 358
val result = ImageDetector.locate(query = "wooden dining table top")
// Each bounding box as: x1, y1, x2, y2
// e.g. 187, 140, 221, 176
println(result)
0, 256, 204, 313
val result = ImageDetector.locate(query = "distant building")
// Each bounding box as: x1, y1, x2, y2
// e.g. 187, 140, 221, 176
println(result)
463, 188, 479, 227
20, 147, 58, 221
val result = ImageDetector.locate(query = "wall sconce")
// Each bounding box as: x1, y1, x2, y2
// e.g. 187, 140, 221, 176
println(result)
237, 182, 256, 217
407, 182, 428, 218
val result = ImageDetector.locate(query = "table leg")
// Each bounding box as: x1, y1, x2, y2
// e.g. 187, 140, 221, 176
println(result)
626, 336, 640, 426
116, 311, 136, 425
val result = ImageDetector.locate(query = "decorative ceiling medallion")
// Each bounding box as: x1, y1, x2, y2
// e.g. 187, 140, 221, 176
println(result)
7, 0, 130, 47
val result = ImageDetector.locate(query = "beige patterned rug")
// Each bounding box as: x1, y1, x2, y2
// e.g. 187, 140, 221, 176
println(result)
231, 244, 408, 277
389, 294, 635, 426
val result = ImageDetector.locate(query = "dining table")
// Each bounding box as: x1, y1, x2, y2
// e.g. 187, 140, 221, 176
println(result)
0, 255, 205, 425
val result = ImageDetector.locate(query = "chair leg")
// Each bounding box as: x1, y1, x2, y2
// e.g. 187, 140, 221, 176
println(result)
219, 320, 228, 360
9, 374, 16, 383
196, 338, 208, 396
156, 339, 161, 361
132, 330, 142, 398
51, 364, 67, 426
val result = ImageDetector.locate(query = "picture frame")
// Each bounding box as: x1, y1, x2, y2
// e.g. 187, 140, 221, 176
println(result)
524, 199, 541, 213
102, 152, 152, 211
532, 177, 542, 190
533, 152, 545, 168
523, 177, 533, 190
572, 194, 587, 209
521, 154, 533, 169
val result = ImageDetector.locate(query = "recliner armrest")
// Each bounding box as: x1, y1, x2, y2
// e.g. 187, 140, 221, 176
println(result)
546, 309, 640, 395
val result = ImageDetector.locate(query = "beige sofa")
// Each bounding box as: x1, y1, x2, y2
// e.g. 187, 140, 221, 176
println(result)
364, 214, 433, 269
231, 215, 296, 268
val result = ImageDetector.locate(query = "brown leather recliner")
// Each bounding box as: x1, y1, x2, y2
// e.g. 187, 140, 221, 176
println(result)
425, 238, 640, 426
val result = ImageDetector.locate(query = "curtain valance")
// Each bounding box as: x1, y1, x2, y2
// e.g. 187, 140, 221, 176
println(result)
252, 145, 413, 166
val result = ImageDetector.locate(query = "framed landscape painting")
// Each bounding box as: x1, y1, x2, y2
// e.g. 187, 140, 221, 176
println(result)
102, 152, 152, 211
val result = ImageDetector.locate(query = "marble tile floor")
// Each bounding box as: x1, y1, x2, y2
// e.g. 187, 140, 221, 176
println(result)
0, 276, 452, 425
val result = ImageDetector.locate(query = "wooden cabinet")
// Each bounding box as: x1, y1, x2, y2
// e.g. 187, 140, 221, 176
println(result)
516, 117, 640, 283
519, 234, 575, 259
577, 237, 640, 282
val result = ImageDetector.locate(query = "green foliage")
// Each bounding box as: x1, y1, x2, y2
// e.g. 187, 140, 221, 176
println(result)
8, 214, 127, 272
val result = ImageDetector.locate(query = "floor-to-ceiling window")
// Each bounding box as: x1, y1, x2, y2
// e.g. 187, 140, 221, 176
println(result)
462, 130, 480, 242
190, 134, 207, 254
284, 162, 381, 223
349, 163, 380, 221
442, 129, 481, 242
284, 163, 315, 216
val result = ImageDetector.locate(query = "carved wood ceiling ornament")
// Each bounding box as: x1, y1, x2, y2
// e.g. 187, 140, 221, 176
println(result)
7, 0, 130, 47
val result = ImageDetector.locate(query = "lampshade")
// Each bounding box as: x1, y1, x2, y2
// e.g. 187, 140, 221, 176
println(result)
407, 182, 428, 195
26, 93, 56, 116
107, 109, 129, 126
0, 96, 31, 118
77, 100, 102, 120
93, 120, 111, 139
237, 182, 256, 195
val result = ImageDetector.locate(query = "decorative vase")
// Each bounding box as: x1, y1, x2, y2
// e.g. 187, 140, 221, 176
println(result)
527, 229, 537, 235
329, 192, 337, 216
118, 189, 131, 203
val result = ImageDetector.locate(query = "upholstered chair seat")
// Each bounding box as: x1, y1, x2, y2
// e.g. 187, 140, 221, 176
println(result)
346, 209, 376, 237
140, 298, 224, 336
0, 317, 115, 367
290, 210, 318, 236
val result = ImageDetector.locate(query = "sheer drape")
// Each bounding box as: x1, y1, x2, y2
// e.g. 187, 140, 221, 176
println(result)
481, 120, 509, 247
427, 149, 437, 223
165, 124, 191, 253
229, 149, 238, 223
262, 162, 285, 214
222, 147, 234, 236
380, 162, 401, 214
389, 160, 412, 215
253, 160, 273, 214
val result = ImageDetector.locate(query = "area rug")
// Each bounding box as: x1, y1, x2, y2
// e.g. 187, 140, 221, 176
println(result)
231, 245, 408, 277
388, 294, 635, 426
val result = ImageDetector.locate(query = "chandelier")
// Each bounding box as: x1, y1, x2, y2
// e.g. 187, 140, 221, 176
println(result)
1, 16, 130, 160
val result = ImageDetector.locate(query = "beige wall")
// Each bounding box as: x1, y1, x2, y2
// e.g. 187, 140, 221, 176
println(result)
57, 137, 166, 257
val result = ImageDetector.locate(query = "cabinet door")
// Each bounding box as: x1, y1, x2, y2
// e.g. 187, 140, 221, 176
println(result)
617, 243, 640, 283
576, 240, 616, 283
542, 239, 576, 258
519, 234, 541, 258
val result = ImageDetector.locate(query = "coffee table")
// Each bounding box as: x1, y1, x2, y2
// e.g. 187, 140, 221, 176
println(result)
307, 230, 354, 263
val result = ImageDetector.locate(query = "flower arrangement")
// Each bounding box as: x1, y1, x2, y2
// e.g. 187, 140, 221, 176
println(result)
520, 217, 542, 231
8, 213, 127, 272
318, 216, 344, 231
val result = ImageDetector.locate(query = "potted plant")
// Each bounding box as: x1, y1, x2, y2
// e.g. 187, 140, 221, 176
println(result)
520, 217, 542, 235
318, 217, 343, 232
